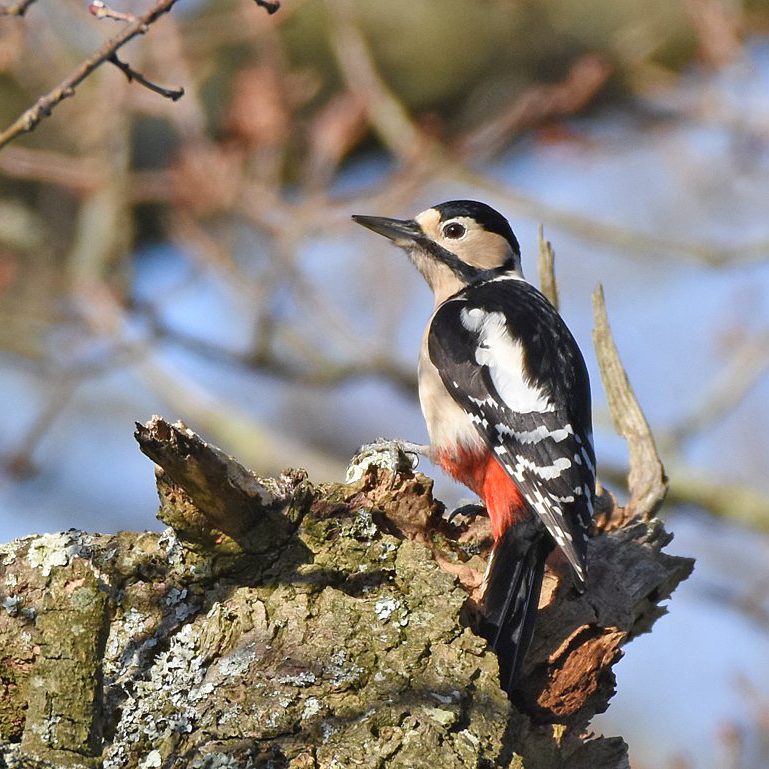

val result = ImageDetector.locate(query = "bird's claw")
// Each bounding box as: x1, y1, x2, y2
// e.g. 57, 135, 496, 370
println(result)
346, 438, 427, 484
443, 503, 487, 527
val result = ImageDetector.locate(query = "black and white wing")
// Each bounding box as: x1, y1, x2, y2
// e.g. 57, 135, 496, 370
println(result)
428, 278, 595, 586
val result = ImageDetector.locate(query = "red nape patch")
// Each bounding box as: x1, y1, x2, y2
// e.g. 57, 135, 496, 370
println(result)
435, 447, 527, 541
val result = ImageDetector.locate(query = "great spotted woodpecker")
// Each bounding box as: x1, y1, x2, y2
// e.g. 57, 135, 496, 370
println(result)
353, 200, 595, 693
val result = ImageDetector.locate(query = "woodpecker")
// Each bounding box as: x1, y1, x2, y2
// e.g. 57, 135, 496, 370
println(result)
352, 200, 595, 694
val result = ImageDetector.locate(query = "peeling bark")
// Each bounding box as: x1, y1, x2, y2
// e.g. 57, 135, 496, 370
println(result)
0, 417, 692, 769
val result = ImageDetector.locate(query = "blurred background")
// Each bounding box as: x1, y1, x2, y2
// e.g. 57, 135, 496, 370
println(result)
2, 0, 769, 766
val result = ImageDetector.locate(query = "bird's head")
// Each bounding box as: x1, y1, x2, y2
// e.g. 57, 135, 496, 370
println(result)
353, 200, 522, 303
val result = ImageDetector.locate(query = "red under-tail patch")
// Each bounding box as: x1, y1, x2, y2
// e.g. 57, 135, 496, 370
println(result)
436, 445, 527, 541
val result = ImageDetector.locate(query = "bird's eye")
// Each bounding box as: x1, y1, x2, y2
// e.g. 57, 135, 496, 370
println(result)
442, 222, 466, 239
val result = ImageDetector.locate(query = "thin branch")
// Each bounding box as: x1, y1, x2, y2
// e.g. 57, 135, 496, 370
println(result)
0, 0, 36, 16
665, 468, 769, 530
537, 224, 559, 311
0, 0, 182, 151
88, 0, 136, 23
253, 0, 281, 13
75, 283, 346, 480
593, 283, 668, 520
108, 52, 184, 101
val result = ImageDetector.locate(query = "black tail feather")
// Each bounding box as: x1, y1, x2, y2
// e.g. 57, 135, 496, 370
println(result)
478, 518, 552, 695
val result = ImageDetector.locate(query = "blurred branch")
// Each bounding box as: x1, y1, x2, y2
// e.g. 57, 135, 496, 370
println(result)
458, 54, 612, 160
0, 0, 35, 16
0, 0, 182, 151
451, 167, 769, 268
664, 329, 769, 450
601, 461, 769, 531
665, 466, 769, 531
0, 147, 102, 192
134, 292, 417, 395
139, 154, 769, 270
325, 25, 769, 270
169, 208, 412, 386
593, 284, 668, 520
3, 376, 78, 479
684, 0, 742, 67
326, 0, 432, 163
76, 283, 346, 480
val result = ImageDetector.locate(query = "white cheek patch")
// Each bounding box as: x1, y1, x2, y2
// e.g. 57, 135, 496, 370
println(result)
414, 207, 442, 237
460, 308, 554, 414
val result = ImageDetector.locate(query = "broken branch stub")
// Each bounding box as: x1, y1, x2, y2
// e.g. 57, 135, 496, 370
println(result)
134, 415, 296, 554
537, 225, 560, 311
592, 284, 668, 521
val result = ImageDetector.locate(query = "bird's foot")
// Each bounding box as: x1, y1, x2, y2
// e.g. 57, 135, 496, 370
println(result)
443, 503, 487, 528
346, 438, 429, 484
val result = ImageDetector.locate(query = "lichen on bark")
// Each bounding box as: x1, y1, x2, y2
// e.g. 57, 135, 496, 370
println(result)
0, 418, 692, 769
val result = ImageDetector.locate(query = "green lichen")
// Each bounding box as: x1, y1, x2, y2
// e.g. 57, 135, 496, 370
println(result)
21, 558, 108, 765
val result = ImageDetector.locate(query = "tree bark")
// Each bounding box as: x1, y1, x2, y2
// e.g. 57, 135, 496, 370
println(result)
0, 416, 692, 769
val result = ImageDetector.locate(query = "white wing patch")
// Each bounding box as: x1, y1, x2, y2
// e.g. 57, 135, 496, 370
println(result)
460, 308, 554, 414
495, 422, 573, 444
495, 449, 572, 481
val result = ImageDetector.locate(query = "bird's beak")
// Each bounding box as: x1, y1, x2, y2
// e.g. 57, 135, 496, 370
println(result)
352, 215, 422, 245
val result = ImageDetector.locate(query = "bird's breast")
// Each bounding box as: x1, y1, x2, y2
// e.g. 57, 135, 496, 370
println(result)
418, 329, 484, 455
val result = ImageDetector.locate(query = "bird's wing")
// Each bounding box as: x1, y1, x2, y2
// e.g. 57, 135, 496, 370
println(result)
428, 281, 595, 585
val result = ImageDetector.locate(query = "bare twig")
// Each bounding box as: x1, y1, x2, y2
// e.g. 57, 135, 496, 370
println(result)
108, 52, 184, 101
537, 224, 559, 311
0, 0, 35, 16
593, 283, 668, 520
253, 0, 281, 13
88, 0, 136, 23
0, 0, 181, 151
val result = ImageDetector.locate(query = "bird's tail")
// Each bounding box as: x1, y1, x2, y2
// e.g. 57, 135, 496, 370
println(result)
477, 518, 551, 695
